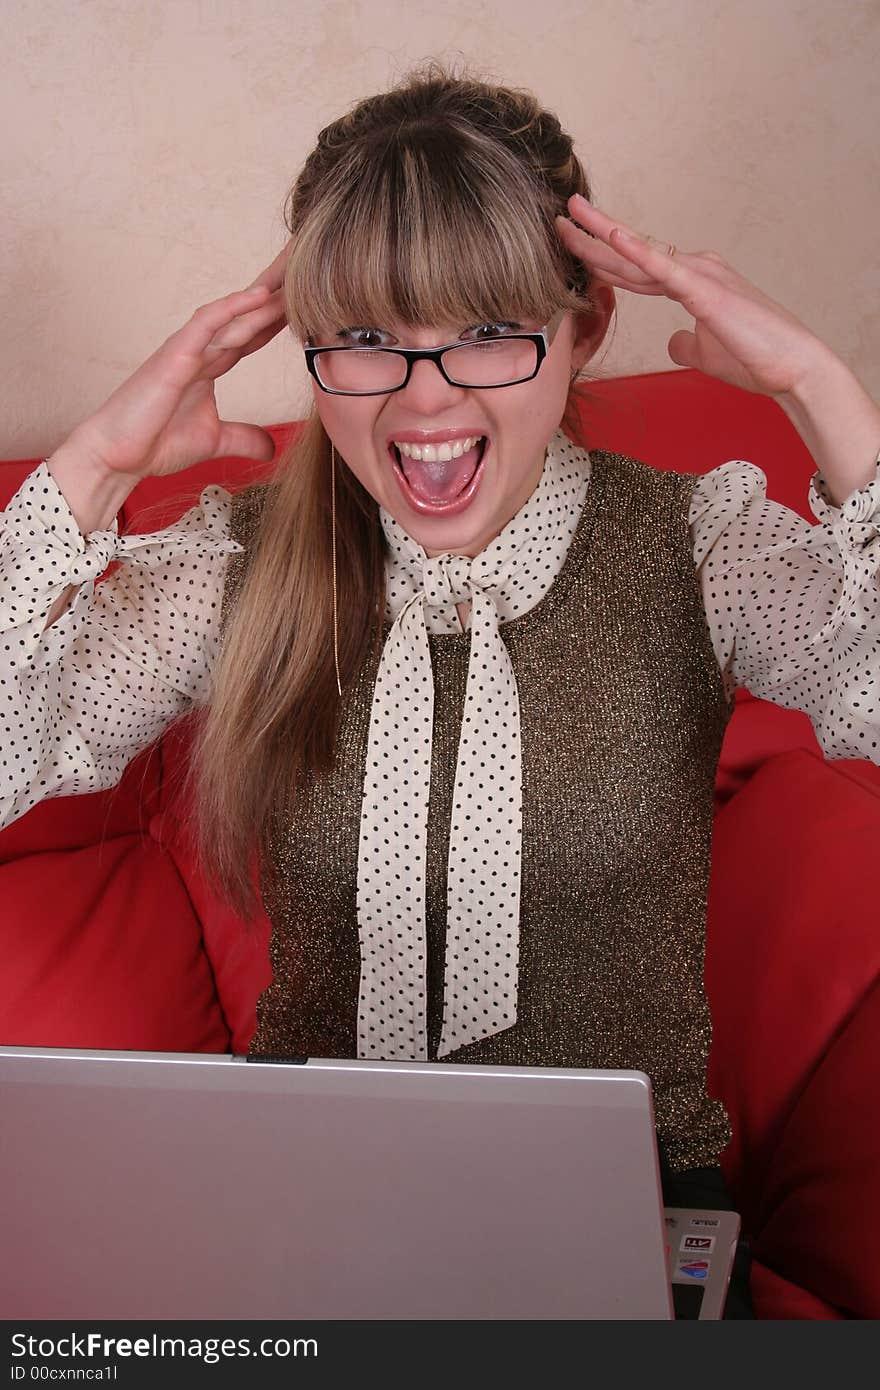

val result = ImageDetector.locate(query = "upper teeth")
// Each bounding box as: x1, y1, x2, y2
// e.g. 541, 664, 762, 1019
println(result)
394, 435, 482, 463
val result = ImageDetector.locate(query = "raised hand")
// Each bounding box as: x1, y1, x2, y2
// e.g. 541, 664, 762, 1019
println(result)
69, 242, 292, 481
556, 194, 833, 400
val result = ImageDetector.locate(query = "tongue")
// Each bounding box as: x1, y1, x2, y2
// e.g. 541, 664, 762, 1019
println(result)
400, 441, 483, 502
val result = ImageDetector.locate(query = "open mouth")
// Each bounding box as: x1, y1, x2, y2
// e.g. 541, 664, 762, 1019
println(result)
390, 437, 489, 515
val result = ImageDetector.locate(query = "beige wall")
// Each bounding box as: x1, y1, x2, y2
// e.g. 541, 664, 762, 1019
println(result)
2, 0, 877, 458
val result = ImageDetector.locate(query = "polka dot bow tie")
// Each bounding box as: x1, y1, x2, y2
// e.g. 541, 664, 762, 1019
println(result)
357, 430, 590, 1060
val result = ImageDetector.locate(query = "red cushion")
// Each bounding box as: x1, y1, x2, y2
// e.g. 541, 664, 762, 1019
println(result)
0, 430, 293, 518
714, 690, 825, 807
0, 833, 229, 1052
118, 423, 300, 534
706, 748, 880, 1232
147, 717, 273, 1052
749, 1260, 844, 1320
0, 458, 45, 509
748, 974, 880, 1318
0, 741, 162, 864
572, 370, 817, 519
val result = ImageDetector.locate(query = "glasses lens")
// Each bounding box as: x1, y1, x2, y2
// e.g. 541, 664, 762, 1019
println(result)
316, 349, 408, 393
443, 338, 538, 386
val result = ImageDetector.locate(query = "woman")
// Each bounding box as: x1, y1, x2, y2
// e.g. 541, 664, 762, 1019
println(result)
2, 64, 879, 1315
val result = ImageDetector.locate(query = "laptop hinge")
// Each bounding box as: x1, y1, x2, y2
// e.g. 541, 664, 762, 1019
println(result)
244, 1053, 309, 1065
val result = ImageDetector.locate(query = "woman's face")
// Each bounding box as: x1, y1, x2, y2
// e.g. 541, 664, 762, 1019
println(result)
307, 293, 612, 557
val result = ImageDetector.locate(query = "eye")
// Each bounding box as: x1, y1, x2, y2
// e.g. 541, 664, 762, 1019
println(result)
465, 321, 521, 340
336, 327, 389, 348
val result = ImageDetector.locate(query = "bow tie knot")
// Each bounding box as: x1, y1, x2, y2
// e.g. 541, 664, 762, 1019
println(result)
421, 553, 475, 609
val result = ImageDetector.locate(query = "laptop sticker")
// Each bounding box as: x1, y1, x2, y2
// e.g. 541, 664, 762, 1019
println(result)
680, 1234, 716, 1253
677, 1260, 710, 1281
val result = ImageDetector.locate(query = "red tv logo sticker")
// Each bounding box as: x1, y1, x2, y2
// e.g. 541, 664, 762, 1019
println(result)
680, 1234, 716, 1253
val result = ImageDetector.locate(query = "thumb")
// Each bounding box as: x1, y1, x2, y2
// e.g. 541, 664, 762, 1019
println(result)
667, 329, 699, 368
213, 422, 277, 463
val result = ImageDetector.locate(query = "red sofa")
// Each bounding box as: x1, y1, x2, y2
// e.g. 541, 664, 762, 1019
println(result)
3, 368, 880, 1319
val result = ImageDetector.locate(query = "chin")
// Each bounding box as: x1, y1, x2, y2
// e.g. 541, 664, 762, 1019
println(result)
406, 508, 496, 558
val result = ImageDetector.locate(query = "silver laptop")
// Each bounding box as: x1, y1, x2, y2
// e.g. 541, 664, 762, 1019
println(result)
0, 1046, 738, 1320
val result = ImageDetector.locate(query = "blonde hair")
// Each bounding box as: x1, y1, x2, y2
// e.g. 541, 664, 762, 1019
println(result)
162, 60, 615, 921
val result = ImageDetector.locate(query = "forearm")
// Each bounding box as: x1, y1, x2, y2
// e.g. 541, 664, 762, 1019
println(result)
41, 436, 140, 632
46, 433, 139, 537
775, 351, 880, 509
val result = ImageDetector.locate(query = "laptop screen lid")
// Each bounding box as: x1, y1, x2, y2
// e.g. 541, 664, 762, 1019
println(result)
0, 1046, 674, 1320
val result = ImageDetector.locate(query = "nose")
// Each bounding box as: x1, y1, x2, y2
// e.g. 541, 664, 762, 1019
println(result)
398, 355, 469, 413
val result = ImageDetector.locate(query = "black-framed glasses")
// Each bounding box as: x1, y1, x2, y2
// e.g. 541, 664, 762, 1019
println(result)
303, 310, 567, 396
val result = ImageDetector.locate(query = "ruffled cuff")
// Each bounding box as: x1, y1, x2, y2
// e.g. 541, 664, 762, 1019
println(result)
800, 448, 880, 650
809, 448, 880, 529
1, 459, 244, 630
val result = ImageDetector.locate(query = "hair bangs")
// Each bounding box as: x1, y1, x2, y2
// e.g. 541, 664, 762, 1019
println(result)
284, 122, 584, 341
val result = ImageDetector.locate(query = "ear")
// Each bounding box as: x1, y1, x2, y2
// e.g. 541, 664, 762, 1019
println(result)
570, 283, 616, 373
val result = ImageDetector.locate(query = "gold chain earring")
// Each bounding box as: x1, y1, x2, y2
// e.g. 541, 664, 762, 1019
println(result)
330, 444, 342, 697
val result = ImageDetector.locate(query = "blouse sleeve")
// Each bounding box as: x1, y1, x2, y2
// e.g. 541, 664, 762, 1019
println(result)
0, 460, 245, 831
689, 449, 880, 764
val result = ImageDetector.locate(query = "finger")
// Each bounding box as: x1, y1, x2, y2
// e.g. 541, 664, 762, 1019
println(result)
610, 228, 742, 328
563, 196, 724, 318
174, 285, 273, 362
565, 193, 639, 243
593, 230, 731, 282
561, 193, 692, 273
606, 225, 705, 305
584, 266, 668, 296
556, 213, 658, 286
131, 288, 271, 404
666, 328, 700, 368
208, 290, 285, 350
197, 306, 289, 383
559, 212, 732, 302
209, 313, 289, 370
237, 313, 289, 359
560, 194, 710, 281
246, 241, 293, 293
214, 421, 277, 462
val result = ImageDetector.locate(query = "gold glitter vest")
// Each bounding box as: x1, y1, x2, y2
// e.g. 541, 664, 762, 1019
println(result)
219, 450, 734, 1171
